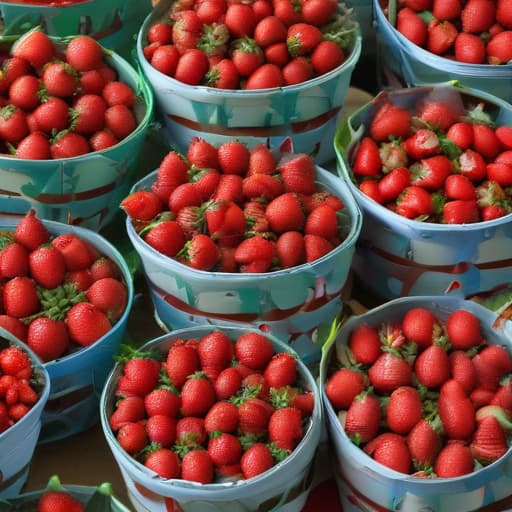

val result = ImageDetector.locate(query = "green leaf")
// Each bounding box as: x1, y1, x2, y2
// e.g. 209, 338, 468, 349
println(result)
85, 482, 116, 512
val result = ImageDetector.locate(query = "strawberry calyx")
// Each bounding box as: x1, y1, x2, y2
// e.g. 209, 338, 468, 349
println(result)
438, 133, 462, 160
320, 6, 359, 50
476, 180, 507, 208
138, 211, 175, 237
379, 321, 406, 349
464, 102, 495, 128
5, 141, 16, 155
0, 231, 14, 249
269, 386, 292, 409
475, 405, 512, 431
197, 23, 230, 57
156, 370, 180, 394
268, 441, 290, 462
114, 343, 162, 363
239, 432, 262, 450
231, 36, 260, 55
230, 384, 261, 406
173, 436, 202, 457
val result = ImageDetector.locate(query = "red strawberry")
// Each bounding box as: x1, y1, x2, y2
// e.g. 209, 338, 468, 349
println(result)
214, 367, 243, 399
369, 102, 411, 142
276, 230, 305, 268
32, 97, 70, 134
473, 124, 501, 160
144, 388, 181, 418
89, 256, 121, 282
42, 60, 79, 97
348, 323, 382, 365
368, 351, 413, 395
205, 200, 246, 246
150, 44, 180, 76
0, 242, 28, 279
244, 199, 270, 233
204, 400, 239, 433
3, 276, 39, 318
240, 442, 274, 479
234, 235, 274, 273
247, 143, 276, 175
454, 32, 486, 63
217, 141, 250, 175
403, 129, 440, 160
171, 9, 202, 54
352, 137, 382, 177
265, 192, 305, 233
12, 30, 54, 70
254, 15, 288, 47
395, 186, 434, 219
325, 368, 366, 410
461, 0, 496, 33
242, 173, 284, 201
66, 35, 104, 71
147, 22, 174, 44
446, 121, 474, 149
51, 132, 91, 159
237, 396, 274, 434
109, 395, 145, 430
449, 350, 477, 394
168, 182, 203, 214
86, 277, 127, 322
434, 440, 474, 477
65, 301, 111, 346
444, 174, 476, 201
301, 0, 337, 24
16, 132, 52, 160
181, 371, 217, 417
104, 104, 136, 140
458, 148, 487, 182
213, 174, 244, 203
286, 23, 322, 57
181, 449, 214, 483
244, 63, 283, 89
225, 3, 256, 38
397, 7, 428, 47
121, 190, 163, 221
144, 448, 181, 479
117, 356, 161, 398
438, 379, 476, 440
0, 316, 28, 343
401, 307, 442, 349
414, 343, 451, 388
310, 40, 346, 75
273, 0, 303, 25
152, 150, 189, 203
0, 105, 27, 143
72, 94, 107, 135
235, 331, 274, 370
208, 432, 242, 466
304, 204, 339, 241
264, 352, 297, 388
29, 245, 66, 289
197, 330, 234, 380
176, 415, 207, 446
166, 342, 200, 389
268, 406, 303, 450
490, 380, 512, 411
146, 414, 177, 446
117, 421, 148, 454
89, 130, 118, 152
407, 418, 443, 471
27, 317, 69, 362
144, 220, 186, 258
416, 99, 459, 131
277, 153, 316, 194
427, 20, 458, 55
0, 346, 31, 379
303, 234, 334, 262
344, 390, 381, 443
364, 432, 412, 474
410, 155, 452, 190
51, 233, 97, 271
470, 415, 508, 465
231, 37, 265, 77
386, 386, 422, 435
8, 74, 41, 111
187, 136, 219, 169
37, 490, 84, 512
102, 81, 135, 108
432, 0, 462, 20
446, 309, 482, 349
486, 30, 512, 64
487, 162, 512, 187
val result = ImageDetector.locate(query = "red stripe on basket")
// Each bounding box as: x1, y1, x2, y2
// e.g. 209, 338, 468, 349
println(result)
168, 107, 340, 137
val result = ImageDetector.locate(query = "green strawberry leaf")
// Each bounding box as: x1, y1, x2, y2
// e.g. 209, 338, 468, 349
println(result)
438, 135, 462, 160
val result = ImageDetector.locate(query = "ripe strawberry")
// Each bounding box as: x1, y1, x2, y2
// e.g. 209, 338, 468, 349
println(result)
235, 331, 274, 370
181, 371, 217, 416
205, 58, 240, 89
248, 143, 277, 175
286, 23, 322, 57
268, 406, 303, 450
65, 301, 111, 346
458, 148, 487, 182
204, 400, 239, 433
117, 421, 148, 454
369, 102, 411, 142
197, 330, 234, 380
395, 185, 434, 219
304, 204, 339, 241
109, 395, 145, 430
16, 132, 52, 160
205, 200, 246, 246
444, 174, 476, 201
0, 242, 28, 279
14, 210, 49, 251
403, 129, 440, 160
414, 343, 451, 388
432, 0, 462, 20
12, 30, 54, 70
234, 235, 274, 272
144, 220, 186, 258
176, 415, 207, 446
277, 153, 316, 194
344, 391, 381, 443
461, 0, 496, 33
242, 173, 284, 201
213, 174, 244, 204
32, 97, 70, 134
254, 15, 288, 47
37, 490, 85, 512
310, 39, 346, 75
427, 19, 458, 55
438, 379, 476, 440
147, 22, 174, 44
263, 352, 297, 388
368, 351, 413, 395
144, 448, 181, 479
449, 350, 477, 394
407, 418, 442, 471
181, 449, 214, 483
104, 104, 136, 140
364, 432, 412, 474
51, 132, 91, 159
446, 309, 482, 349
240, 442, 274, 479
0, 105, 27, 143
325, 368, 366, 410
490, 379, 512, 411
0, 316, 28, 343
86, 277, 127, 322
446, 121, 474, 149
386, 386, 422, 435
150, 44, 180, 76
168, 182, 203, 215
208, 432, 242, 466
3, 276, 39, 318
473, 124, 501, 160
237, 396, 274, 434
244, 62, 283, 89
66, 35, 104, 72
275, 230, 305, 269
396, 7, 428, 47
72, 94, 107, 135
487, 30, 512, 64
29, 245, 66, 289
216, 141, 250, 175
8, 74, 41, 111
121, 190, 163, 221
470, 415, 508, 465
401, 307, 442, 349
454, 32, 486, 63
42, 60, 80, 98
273, 0, 303, 25
191, 168, 222, 201
265, 192, 305, 233
231, 37, 265, 77
303, 234, 334, 262
144, 387, 181, 418
79, 69, 106, 95
477, 345, 512, 378
89, 130, 118, 152
178, 233, 220, 270
146, 414, 177, 446
26, 316, 69, 362
434, 440, 474, 477
348, 323, 382, 365
225, 3, 256, 37
176, 48, 210, 85
416, 100, 459, 131
102, 81, 135, 108
214, 367, 243, 399
0, 346, 31, 379
51, 233, 97, 271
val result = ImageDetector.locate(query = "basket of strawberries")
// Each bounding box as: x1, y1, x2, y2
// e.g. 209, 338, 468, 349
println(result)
136, 0, 361, 164
100, 325, 322, 512
0, 325, 50, 499
0, 210, 133, 443
320, 294, 512, 511
335, 82, 512, 299
374, 0, 512, 101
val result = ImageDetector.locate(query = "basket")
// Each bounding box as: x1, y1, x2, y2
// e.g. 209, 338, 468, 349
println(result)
0, 327, 50, 499
0, 215, 134, 444
0, 33, 154, 232
136, 0, 362, 165
319, 295, 512, 511
334, 82, 512, 300
100, 325, 322, 512
373, 0, 512, 101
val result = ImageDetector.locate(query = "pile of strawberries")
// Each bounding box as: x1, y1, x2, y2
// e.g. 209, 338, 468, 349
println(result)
122, 138, 349, 272
386, 0, 512, 64
142, 0, 358, 88
0, 29, 141, 160
0, 210, 129, 363
108, 330, 315, 484
350, 94, 512, 223
0, 339, 43, 433
325, 305, 512, 477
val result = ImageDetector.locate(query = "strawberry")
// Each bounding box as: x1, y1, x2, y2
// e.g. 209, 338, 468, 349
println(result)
231, 37, 265, 78
79, 69, 106, 95
143, 220, 186, 258
16, 132, 52, 160
12, 30, 54, 70
286, 23, 322, 57
254, 15, 288, 47
205, 58, 240, 89
0, 346, 31, 379
470, 415, 508, 465
208, 432, 242, 466
434, 440, 474, 477
444, 174, 476, 201
37, 490, 85, 512
187, 137, 219, 169
235, 332, 274, 371
144, 448, 181, 479
0, 105, 27, 143
348, 323, 382, 365
205, 200, 246, 246
344, 390, 381, 443
445, 309, 482, 349
146, 414, 177, 446
237, 396, 274, 434
477, 345, 512, 378
449, 350, 477, 394
144, 387, 181, 418
377, 166, 411, 202
176, 415, 207, 446
181, 449, 214, 483
109, 395, 145, 430
458, 148, 487, 182
401, 307, 442, 349
379, 140, 408, 174
303, 234, 334, 262
325, 368, 366, 410
396, 7, 428, 47
275, 230, 305, 269
263, 352, 297, 388
65, 301, 111, 346
461, 0, 496, 33
304, 204, 339, 241
177, 233, 220, 270
86, 277, 127, 322
273, 0, 303, 25
310, 40, 346, 75
265, 192, 305, 233
225, 3, 257, 38
104, 104, 136, 140
414, 343, 451, 388
487, 30, 512, 64
454, 32, 486, 63
403, 129, 440, 160
89, 256, 121, 282
473, 124, 501, 160
416, 100, 459, 131
215, 367, 243, 399
486, 162, 512, 187
147, 22, 174, 44
181, 371, 217, 416
89, 130, 118, 152
0, 316, 28, 343
490, 380, 512, 411
117, 421, 148, 454
248, 143, 277, 175
407, 418, 442, 471
496, 0, 512, 28
72, 94, 107, 135
386, 386, 423, 435
244, 63, 283, 89
0, 242, 29, 279
264, 42, 290, 67
212, 174, 244, 204
204, 400, 239, 433
242, 173, 283, 201
51, 132, 91, 159
268, 406, 303, 450
277, 153, 316, 194
427, 20, 458, 55
29, 245, 66, 289
432, 0, 462, 20
216, 141, 250, 175
364, 432, 412, 474
446, 121, 474, 149
197, 330, 234, 380
409, 155, 452, 190
369, 102, 411, 142
66, 35, 104, 72
102, 81, 135, 108
395, 186, 434, 219
121, 190, 163, 221
438, 379, 476, 440
368, 351, 413, 395
42, 61, 79, 98
8, 75, 41, 111
150, 44, 180, 76
352, 137, 382, 177
443, 199, 480, 224
0, 57, 32, 96
32, 97, 70, 134
301, 0, 337, 24
165, 342, 200, 389
26, 316, 69, 363
3, 276, 39, 318
168, 182, 203, 214
240, 442, 274, 479
51, 233, 97, 271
